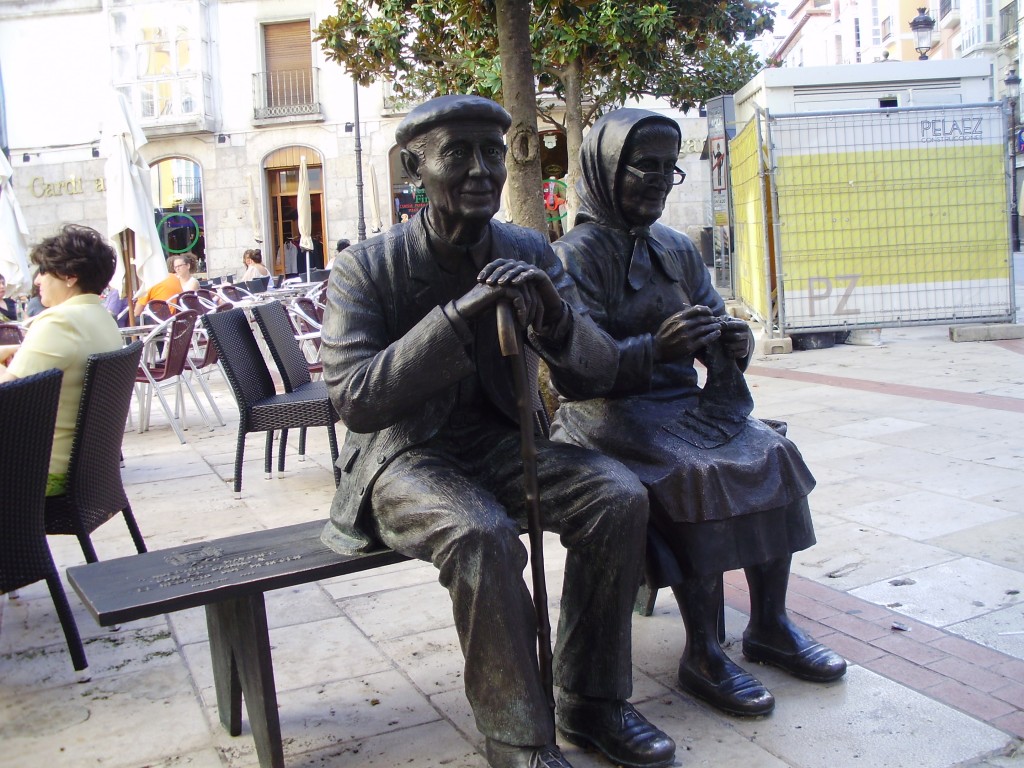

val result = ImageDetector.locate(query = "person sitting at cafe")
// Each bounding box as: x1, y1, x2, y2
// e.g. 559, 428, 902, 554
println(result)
0, 224, 122, 495
241, 248, 271, 281
325, 238, 350, 270
134, 252, 199, 315
0, 273, 17, 320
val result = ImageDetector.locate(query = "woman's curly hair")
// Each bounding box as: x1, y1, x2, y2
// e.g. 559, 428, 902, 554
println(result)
31, 224, 117, 295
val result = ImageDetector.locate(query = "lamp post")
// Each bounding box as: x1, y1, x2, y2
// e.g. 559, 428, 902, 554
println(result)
1006, 67, 1021, 252
910, 8, 936, 60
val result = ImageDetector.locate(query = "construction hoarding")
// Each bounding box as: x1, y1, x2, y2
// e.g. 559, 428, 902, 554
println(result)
731, 103, 1014, 335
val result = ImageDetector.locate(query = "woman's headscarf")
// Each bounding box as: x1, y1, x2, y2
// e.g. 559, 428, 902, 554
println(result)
576, 109, 682, 289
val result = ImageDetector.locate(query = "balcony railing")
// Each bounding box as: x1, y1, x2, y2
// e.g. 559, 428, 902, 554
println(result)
1000, 0, 1017, 39
252, 69, 321, 120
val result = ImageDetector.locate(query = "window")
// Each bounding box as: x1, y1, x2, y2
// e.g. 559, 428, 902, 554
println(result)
109, 0, 211, 122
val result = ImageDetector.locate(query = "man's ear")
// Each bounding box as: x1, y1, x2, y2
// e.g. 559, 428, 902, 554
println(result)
400, 148, 423, 188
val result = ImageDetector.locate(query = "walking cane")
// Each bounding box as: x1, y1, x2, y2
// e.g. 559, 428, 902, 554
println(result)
496, 301, 555, 713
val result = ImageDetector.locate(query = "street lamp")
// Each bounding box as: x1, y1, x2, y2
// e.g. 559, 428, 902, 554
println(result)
909, 8, 936, 60
1006, 67, 1021, 252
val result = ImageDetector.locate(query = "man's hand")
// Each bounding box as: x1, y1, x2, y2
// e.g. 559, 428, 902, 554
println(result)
479, 259, 564, 332
451, 282, 509, 321
719, 316, 753, 359
653, 305, 721, 362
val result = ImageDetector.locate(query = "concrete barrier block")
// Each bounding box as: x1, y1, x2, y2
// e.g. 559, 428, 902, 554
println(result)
760, 335, 793, 355
948, 324, 1024, 343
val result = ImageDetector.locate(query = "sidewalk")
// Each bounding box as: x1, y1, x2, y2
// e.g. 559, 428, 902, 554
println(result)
2, 312, 1023, 767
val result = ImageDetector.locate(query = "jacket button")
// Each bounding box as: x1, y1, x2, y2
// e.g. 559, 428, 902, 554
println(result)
377, 454, 387, 464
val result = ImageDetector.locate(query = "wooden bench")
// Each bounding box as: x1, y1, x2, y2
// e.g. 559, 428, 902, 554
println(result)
66, 519, 409, 768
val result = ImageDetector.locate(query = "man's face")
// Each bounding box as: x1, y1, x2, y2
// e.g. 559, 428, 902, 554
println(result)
410, 122, 507, 228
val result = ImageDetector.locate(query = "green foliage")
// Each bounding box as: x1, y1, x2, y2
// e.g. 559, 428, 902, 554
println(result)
314, 0, 773, 123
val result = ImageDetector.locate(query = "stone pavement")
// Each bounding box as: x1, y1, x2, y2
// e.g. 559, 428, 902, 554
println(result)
2, 290, 1024, 767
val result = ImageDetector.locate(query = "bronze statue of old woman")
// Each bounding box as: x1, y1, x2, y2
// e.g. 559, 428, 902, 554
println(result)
550, 108, 847, 718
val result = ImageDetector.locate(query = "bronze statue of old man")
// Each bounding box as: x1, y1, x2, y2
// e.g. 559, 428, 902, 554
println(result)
319, 95, 675, 768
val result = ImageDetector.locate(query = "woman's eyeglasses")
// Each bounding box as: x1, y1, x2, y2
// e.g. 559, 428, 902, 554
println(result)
624, 165, 686, 187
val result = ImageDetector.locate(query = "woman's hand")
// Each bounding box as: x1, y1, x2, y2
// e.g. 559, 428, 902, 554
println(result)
653, 305, 721, 362
719, 316, 754, 359
0, 344, 18, 366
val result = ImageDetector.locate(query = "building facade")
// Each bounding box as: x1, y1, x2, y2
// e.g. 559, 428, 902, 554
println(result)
0, 0, 711, 286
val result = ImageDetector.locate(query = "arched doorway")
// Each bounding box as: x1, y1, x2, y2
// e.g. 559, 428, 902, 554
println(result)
150, 157, 207, 271
388, 144, 427, 225
264, 146, 325, 276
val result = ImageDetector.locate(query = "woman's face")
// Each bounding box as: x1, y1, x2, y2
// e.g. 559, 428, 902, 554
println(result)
35, 270, 77, 308
617, 125, 681, 228
172, 258, 192, 278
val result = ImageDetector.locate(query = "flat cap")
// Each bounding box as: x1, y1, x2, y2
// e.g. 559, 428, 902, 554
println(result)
395, 95, 511, 146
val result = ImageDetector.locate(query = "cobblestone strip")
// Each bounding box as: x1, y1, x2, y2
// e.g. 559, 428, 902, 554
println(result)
723, 571, 1024, 739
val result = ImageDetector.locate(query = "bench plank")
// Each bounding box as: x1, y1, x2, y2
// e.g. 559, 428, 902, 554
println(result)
67, 519, 408, 626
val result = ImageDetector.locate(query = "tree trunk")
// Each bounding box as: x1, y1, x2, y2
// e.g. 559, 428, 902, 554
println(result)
562, 57, 585, 232
494, 0, 547, 234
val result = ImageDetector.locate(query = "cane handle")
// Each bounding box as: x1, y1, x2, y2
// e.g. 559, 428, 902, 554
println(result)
496, 301, 520, 357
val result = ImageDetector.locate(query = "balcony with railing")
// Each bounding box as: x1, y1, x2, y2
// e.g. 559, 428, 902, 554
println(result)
252, 68, 323, 124
1000, 0, 1018, 40
881, 15, 893, 41
940, 0, 961, 28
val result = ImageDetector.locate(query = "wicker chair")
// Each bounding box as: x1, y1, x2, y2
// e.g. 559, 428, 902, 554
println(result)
251, 300, 335, 469
45, 341, 147, 564
1, 368, 88, 670
202, 307, 341, 497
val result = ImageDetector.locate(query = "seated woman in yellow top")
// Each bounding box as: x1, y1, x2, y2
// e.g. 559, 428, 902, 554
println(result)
133, 252, 200, 315
0, 224, 123, 495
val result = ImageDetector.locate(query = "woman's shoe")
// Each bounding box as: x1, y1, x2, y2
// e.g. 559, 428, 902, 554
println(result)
742, 634, 847, 683
676, 660, 775, 717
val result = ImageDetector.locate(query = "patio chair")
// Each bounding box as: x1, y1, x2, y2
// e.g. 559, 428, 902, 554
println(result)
0, 322, 26, 344
1, 368, 88, 670
251, 300, 333, 466
135, 310, 212, 443
45, 341, 148, 565
202, 307, 340, 497
172, 289, 219, 314
141, 298, 174, 324
285, 296, 323, 378
216, 283, 255, 304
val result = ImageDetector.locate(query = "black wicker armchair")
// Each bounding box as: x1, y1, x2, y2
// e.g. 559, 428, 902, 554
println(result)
1, 368, 87, 670
201, 307, 340, 497
45, 341, 148, 564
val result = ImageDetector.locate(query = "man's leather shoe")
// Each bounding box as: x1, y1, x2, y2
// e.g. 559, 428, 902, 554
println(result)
677, 661, 775, 717
557, 694, 675, 768
742, 634, 847, 683
485, 738, 574, 768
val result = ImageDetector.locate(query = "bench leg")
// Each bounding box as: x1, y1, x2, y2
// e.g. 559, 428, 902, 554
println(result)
206, 596, 284, 768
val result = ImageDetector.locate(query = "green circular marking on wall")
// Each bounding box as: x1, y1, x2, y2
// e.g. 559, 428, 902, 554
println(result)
157, 212, 200, 254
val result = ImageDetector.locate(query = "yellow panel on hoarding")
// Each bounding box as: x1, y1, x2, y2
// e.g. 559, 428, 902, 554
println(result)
774, 143, 1005, 286
729, 119, 770, 322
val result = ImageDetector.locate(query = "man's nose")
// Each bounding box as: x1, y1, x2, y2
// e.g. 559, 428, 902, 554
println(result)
467, 146, 488, 175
